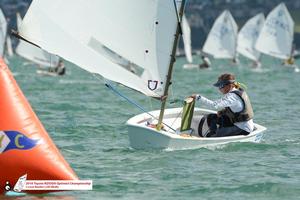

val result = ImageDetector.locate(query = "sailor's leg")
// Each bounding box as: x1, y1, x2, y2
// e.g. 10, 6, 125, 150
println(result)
207, 114, 218, 132
217, 115, 233, 127
212, 126, 249, 137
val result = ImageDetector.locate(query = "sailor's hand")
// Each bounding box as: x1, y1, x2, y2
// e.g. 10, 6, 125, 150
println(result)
217, 110, 223, 117
160, 95, 168, 101
153, 95, 168, 101
190, 94, 197, 99
190, 94, 201, 100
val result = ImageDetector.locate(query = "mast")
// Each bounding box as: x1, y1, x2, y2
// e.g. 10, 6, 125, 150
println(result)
156, 0, 186, 130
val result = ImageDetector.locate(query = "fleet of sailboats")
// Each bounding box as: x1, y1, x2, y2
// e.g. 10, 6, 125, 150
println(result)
178, 2, 298, 70
0, 2, 297, 72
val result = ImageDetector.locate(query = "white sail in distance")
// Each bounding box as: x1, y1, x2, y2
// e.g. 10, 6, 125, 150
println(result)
6, 36, 14, 57
181, 15, 193, 63
16, 13, 59, 67
255, 3, 294, 59
202, 10, 238, 59
237, 13, 265, 61
19, 0, 181, 97
0, 9, 7, 56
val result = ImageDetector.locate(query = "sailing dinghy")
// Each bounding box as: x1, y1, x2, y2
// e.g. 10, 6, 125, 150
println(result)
0, 8, 12, 64
202, 10, 238, 62
237, 13, 265, 68
17, 0, 266, 150
15, 13, 61, 75
255, 3, 298, 70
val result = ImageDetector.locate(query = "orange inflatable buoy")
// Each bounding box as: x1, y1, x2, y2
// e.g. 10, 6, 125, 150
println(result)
0, 58, 78, 194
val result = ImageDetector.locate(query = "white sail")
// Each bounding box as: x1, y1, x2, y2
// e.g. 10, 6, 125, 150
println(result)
237, 13, 265, 61
202, 10, 238, 59
16, 13, 60, 67
13, 174, 27, 192
19, 0, 180, 97
0, 9, 7, 56
6, 36, 14, 57
181, 15, 193, 63
255, 3, 294, 59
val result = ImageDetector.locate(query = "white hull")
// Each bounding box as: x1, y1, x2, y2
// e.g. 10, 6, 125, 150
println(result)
127, 108, 266, 150
183, 63, 199, 69
36, 69, 58, 77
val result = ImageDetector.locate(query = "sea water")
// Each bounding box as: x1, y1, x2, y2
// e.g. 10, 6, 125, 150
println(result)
4, 55, 300, 200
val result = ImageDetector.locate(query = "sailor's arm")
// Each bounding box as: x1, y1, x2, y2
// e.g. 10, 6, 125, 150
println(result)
194, 94, 238, 110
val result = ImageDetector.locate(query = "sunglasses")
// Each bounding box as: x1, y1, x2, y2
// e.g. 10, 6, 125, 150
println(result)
218, 83, 229, 89
214, 80, 235, 89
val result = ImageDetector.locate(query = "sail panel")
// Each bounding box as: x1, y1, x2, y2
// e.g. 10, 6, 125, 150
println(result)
255, 3, 294, 59
202, 10, 238, 59
19, 0, 179, 97
237, 13, 265, 61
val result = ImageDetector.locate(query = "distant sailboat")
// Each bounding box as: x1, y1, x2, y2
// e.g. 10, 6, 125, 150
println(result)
255, 3, 294, 61
0, 8, 7, 57
181, 15, 197, 69
6, 36, 14, 57
17, 0, 266, 150
15, 13, 60, 69
237, 13, 265, 68
0, 8, 13, 63
202, 10, 238, 61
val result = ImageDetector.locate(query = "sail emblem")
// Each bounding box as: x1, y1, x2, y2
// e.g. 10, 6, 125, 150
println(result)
212, 25, 228, 39
256, 19, 262, 25
220, 26, 229, 35
224, 16, 228, 23
278, 9, 284, 17
148, 80, 158, 91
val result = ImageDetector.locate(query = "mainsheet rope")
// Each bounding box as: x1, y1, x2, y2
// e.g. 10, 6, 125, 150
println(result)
92, 75, 177, 132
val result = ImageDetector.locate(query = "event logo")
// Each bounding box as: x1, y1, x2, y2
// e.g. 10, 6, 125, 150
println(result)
4, 175, 92, 192
0, 131, 38, 154
4, 181, 12, 191
4, 175, 27, 193
278, 9, 284, 17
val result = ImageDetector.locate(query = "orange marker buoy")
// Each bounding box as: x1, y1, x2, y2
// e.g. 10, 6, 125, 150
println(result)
0, 58, 78, 194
